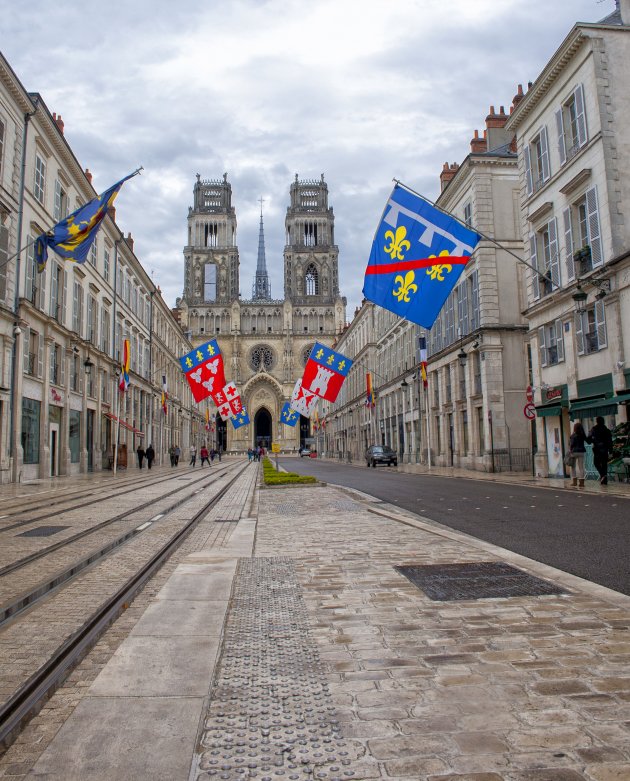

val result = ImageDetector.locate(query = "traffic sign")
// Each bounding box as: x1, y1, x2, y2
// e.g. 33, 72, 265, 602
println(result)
524, 403, 536, 420
271, 443, 280, 453
526, 385, 534, 403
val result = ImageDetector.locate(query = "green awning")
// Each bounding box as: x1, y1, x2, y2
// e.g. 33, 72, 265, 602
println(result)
536, 404, 562, 418
569, 397, 618, 420
614, 389, 630, 403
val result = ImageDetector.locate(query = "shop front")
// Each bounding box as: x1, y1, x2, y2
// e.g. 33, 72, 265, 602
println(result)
535, 384, 569, 478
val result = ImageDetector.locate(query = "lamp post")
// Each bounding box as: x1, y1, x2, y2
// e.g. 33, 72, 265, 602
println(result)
113, 367, 121, 476
400, 378, 408, 463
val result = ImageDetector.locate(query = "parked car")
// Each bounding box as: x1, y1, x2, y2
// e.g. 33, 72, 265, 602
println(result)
299, 446, 311, 457
365, 445, 398, 468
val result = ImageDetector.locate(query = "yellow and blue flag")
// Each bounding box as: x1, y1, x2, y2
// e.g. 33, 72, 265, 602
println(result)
363, 183, 480, 328
119, 339, 130, 393
280, 402, 299, 427
35, 171, 137, 272
230, 407, 250, 430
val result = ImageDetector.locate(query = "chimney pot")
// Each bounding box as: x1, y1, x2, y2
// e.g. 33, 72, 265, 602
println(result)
84, 168, 92, 184
440, 162, 459, 191
125, 232, 134, 252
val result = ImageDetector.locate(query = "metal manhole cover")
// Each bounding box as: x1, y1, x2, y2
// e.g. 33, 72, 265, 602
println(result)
332, 500, 360, 511
18, 525, 70, 538
270, 503, 301, 515
395, 562, 566, 601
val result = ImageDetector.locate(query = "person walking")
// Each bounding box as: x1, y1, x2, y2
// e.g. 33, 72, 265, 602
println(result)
169, 445, 176, 467
175, 445, 181, 466
588, 416, 613, 485
145, 444, 155, 470
136, 445, 145, 469
189, 444, 197, 467
200, 444, 210, 467
567, 421, 587, 487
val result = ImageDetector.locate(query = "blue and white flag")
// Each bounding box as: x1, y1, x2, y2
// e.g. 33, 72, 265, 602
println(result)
280, 401, 299, 427
363, 183, 480, 328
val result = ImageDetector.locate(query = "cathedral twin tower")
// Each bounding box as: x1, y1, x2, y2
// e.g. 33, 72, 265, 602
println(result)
177, 173, 347, 452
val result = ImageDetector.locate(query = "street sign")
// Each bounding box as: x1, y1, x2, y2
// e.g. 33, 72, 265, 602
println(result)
524, 403, 536, 420
271, 443, 280, 453
526, 385, 534, 403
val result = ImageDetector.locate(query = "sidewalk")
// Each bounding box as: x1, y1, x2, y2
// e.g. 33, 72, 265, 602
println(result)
9, 474, 630, 779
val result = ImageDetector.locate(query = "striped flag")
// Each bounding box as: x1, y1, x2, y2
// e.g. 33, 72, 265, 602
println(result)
118, 339, 130, 393
161, 375, 168, 414
366, 372, 376, 408
419, 336, 428, 389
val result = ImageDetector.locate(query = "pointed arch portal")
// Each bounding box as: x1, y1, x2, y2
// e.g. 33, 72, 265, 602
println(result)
254, 407, 272, 448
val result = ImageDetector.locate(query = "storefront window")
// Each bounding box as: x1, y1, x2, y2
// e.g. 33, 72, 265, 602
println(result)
69, 410, 81, 463
21, 398, 40, 464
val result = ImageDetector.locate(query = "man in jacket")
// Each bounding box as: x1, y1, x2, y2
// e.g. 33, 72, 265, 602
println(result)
588, 416, 613, 485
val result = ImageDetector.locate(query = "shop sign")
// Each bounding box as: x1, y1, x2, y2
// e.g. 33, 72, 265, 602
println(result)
544, 386, 562, 403
50, 387, 64, 405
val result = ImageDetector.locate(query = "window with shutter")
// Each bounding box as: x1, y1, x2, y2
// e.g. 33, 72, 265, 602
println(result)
555, 320, 564, 363
594, 300, 607, 349
0, 220, 8, 301
575, 312, 585, 355
22, 326, 31, 374
469, 270, 479, 330
538, 326, 547, 368
548, 217, 560, 288
563, 207, 575, 281
555, 109, 566, 165
530, 234, 540, 301
524, 145, 533, 196
585, 186, 603, 267
574, 84, 587, 148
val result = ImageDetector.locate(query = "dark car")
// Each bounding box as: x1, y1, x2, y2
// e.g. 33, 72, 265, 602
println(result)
365, 445, 398, 468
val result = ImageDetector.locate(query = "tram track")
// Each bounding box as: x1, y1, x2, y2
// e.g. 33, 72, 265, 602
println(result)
0, 465, 227, 532
0, 459, 255, 749
0, 462, 241, 623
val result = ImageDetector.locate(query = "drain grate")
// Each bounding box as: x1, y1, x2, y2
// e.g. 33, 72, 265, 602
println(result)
331, 500, 361, 512
18, 525, 70, 538
269, 502, 302, 515
395, 561, 566, 601
193, 557, 361, 779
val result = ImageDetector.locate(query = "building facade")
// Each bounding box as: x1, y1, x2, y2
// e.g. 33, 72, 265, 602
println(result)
176, 174, 347, 452
0, 53, 199, 483
505, 2, 630, 477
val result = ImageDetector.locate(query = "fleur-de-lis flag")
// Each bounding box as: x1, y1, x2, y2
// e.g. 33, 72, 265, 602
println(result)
363, 184, 480, 328
179, 339, 226, 403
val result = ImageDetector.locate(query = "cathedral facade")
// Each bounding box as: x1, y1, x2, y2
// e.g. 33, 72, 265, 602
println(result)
176, 174, 346, 452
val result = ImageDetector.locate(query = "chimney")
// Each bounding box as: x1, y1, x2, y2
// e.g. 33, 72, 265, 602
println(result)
620, 0, 630, 24
125, 232, 134, 253
52, 112, 64, 135
470, 129, 487, 154
485, 105, 513, 151
108, 205, 116, 224
511, 84, 525, 111
440, 162, 459, 191
85, 168, 92, 184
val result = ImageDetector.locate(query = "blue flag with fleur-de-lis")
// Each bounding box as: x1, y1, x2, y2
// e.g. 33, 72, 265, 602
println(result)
280, 402, 299, 427
363, 183, 480, 328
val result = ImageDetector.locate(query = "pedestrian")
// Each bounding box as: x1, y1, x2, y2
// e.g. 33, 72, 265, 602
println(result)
566, 421, 587, 487
169, 445, 176, 467
200, 444, 210, 466
210, 448, 216, 463
145, 444, 155, 470
247, 447, 252, 462
175, 445, 181, 465
588, 416, 613, 485
136, 444, 145, 469
189, 444, 197, 467
217, 447, 222, 462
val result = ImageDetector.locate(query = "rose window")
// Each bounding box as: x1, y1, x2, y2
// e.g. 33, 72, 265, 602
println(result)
250, 344, 275, 372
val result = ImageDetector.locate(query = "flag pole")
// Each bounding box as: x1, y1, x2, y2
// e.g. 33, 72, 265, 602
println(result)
393, 178, 552, 284
113, 380, 120, 476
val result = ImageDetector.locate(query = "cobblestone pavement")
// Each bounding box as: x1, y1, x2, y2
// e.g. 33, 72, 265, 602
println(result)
251, 486, 630, 781
2, 471, 630, 780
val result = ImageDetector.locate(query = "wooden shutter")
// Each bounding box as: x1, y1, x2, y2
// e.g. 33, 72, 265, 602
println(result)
540, 126, 550, 182
574, 84, 587, 147
585, 186, 603, 267
575, 312, 585, 355
37, 332, 43, 378
61, 268, 67, 326
25, 241, 35, 301
524, 144, 533, 196
530, 234, 540, 300
54, 180, 62, 222
555, 320, 565, 363
461, 279, 469, 335
22, 326, 30, 373
563, 207, 575, 281
555, 109, 566, 165
470, 270, 479, 330
538, 326, 547, 368
549, 217, 560, 288
38, 264, 46, 311
595, 300, 607, 349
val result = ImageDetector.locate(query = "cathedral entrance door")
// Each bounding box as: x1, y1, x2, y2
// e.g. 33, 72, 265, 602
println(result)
299, 415, 310, 448
254, 407, 272, 449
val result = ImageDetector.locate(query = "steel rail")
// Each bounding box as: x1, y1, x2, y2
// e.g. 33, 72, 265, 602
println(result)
0, 460, 253, 749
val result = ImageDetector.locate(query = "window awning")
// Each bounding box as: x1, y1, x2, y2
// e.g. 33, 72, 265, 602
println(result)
536, 404, 562, 418
614, 389, 630, 404
103, 412, 145, 437
569, 397, 618, 420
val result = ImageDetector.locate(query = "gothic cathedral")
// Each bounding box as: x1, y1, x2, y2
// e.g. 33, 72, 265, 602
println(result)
176, 173, 347, 452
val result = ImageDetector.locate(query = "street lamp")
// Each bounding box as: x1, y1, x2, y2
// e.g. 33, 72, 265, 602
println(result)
572, 284, 588, 313
84, 355, 94, 375
457, 345, 467, 367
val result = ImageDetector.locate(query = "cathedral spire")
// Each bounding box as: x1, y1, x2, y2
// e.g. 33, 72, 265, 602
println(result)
252, 197, 271, 300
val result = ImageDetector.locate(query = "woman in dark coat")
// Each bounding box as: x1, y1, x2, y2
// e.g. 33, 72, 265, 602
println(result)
568, 421, 587, 487
145, 444, 155, 470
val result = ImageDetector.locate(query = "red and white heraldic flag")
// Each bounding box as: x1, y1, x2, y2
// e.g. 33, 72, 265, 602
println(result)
179, 340, 226, 404
213, 381, 242, 420
301, 342, 353, 403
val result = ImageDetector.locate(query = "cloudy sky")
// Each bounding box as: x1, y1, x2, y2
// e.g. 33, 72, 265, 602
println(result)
1, 0, 616, 315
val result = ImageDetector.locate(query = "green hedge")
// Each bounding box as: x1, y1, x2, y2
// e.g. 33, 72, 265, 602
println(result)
262, 457, 317, 486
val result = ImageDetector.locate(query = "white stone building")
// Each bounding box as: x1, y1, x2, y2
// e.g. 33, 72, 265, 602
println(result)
505, 0, 630, 478
0, 53, 198, 482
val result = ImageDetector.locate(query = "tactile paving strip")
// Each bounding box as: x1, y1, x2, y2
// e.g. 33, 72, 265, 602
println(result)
194, 557, 361, 780
395, 561, 566, 601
